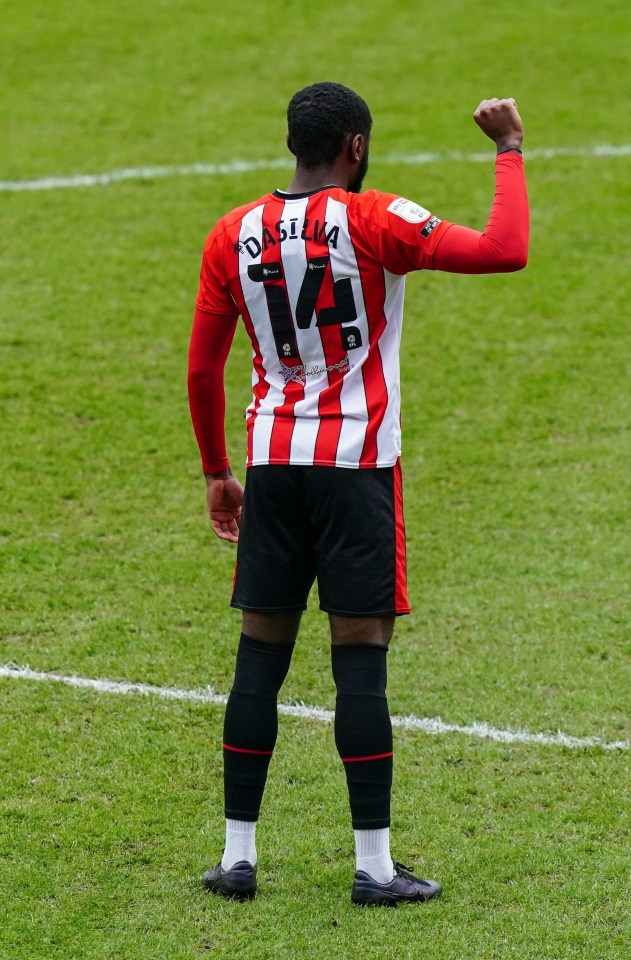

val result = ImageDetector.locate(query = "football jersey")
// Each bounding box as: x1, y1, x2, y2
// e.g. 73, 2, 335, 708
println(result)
196, 185, 451, 469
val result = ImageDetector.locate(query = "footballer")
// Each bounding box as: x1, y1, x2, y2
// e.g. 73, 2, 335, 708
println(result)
188, 82, 528, 905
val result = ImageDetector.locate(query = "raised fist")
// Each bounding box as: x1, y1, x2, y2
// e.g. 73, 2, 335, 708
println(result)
473, 98, 524, 152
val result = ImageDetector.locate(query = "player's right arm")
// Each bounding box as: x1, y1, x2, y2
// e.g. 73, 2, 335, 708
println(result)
431, 98, 528, 273
360, 98, 528, 275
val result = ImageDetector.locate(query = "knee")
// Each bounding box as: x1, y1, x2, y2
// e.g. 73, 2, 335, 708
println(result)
242, 610, 302, 644
329, 614, 394, 648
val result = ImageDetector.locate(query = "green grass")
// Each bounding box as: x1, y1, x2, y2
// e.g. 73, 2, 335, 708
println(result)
1, 0, 630, 957
3, 682, 629, 960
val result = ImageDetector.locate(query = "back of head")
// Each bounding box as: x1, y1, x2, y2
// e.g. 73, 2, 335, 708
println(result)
287, 82, 372, 169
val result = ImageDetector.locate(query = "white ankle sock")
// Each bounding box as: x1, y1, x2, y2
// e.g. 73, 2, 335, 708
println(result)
354, 827, 395, 883
221, 819, 257, 870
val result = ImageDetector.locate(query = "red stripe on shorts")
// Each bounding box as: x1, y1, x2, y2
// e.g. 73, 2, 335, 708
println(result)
393, 458, 410, 614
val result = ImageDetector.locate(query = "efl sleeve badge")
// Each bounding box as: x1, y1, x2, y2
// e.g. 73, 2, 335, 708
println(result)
386, 197, 432, 224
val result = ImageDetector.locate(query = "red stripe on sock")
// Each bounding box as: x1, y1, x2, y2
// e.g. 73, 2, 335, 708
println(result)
223, 744, 274, 756
341, 751, 393, 763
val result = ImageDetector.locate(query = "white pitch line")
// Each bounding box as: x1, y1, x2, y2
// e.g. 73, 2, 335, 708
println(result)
1, 144, 630, 193
0, 664, 627, 751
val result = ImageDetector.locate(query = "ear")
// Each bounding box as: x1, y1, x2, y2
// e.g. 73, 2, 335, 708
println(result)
350, 133, 364, 162
286, 132, 296, 157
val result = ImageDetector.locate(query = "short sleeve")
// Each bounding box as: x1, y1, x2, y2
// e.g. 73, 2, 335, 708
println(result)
195, 224, 239, 318
351, 191, 452, 275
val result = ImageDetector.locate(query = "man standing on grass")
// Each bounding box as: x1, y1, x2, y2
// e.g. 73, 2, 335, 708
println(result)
188, 82, 528, 906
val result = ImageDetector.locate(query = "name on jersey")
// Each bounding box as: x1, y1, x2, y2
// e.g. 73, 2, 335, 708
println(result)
234, 219, 340, 258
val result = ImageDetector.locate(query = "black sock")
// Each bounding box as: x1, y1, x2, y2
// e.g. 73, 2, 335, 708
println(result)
331, 644, 393, 830
223, 633, 294, 821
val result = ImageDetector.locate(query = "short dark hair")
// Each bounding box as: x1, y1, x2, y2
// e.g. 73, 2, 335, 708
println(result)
287, 82, 372, 168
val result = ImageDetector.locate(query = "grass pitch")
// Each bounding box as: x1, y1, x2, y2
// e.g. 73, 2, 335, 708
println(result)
1, 1, 630, 958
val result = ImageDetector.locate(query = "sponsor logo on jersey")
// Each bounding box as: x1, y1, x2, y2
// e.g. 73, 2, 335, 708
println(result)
420, 215, 442, 238
279, 356, 351, 386
247, 263, 284, 282
387, 197, 432, 224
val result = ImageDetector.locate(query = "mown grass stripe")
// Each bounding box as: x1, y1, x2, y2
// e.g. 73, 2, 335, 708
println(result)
1, 144, 629, 192
1, 664, 627, 751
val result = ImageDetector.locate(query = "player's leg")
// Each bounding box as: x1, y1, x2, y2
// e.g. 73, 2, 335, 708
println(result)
223, 610, 301, 835
329, 614, 394, 646
307, 465, 401, 887
329, 613, 441, 905
241, 610, 302, 644
203, 467, 314, 899
329, 614, 396, 886
313, 465, 442, 904
219, 611, 300, 874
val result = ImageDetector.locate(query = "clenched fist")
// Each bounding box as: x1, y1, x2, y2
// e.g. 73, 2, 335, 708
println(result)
474, 98, 524, 153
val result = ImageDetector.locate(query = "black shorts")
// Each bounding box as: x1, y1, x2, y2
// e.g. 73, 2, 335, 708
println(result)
231, 463, 410, 618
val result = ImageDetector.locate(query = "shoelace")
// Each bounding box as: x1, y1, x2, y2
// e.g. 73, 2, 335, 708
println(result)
393, 861, 415, 876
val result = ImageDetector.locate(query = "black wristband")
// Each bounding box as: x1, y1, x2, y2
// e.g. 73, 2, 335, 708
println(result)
497, 147, 523, 155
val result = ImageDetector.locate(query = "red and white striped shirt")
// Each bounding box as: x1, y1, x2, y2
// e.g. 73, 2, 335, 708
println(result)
196, 186, 449, 468
190, 154, 528, 473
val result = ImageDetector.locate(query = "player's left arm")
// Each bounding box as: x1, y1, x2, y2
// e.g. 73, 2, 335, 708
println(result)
187, 307, 243, 542
188, 225, 244, 543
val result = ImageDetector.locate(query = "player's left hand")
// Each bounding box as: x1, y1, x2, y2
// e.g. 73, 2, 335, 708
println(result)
205, 471, 244, 542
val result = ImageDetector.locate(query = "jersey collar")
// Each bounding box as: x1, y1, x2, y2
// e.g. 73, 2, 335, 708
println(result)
272, 184, 340, 200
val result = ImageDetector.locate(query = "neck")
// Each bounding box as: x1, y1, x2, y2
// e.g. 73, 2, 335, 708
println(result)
285, 162, 348, 194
